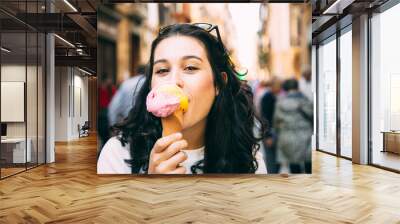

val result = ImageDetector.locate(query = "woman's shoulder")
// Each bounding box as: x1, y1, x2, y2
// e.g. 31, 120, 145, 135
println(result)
101, 136, 129, 155
105, 136, 126, 146
97, 136, 132, 174
255, 150, 268, 174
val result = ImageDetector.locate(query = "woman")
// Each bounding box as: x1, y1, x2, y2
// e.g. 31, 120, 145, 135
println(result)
97, 23, 267, 174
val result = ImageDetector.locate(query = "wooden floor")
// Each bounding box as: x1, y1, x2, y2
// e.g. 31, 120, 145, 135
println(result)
1, 134, 400, 223
1, 167, 26, 178
1, 163, 44, 178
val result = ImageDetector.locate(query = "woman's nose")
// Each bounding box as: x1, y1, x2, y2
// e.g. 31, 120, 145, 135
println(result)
171, 70, 184, 88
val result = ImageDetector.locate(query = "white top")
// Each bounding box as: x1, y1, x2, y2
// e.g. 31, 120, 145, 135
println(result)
97, 137, 268, 174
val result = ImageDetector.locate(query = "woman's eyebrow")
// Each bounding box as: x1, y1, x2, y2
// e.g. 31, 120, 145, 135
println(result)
154, 59, 168, 65
154, 56, 202, 65
182, 55, 203, 62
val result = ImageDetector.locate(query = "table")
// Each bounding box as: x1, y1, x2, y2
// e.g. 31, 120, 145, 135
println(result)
381, 131, 400, 154
1, 138, 32, 163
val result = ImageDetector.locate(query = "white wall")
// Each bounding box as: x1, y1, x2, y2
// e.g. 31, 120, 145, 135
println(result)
1, 65, 38, 138
71, 72, 89, 139
1, 65, 26, 137
55, 67, 69, 141
55, 67, 89, 141
1, 63, 46, 164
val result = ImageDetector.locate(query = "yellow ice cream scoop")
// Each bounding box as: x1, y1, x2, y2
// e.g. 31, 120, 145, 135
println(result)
158, 84, 189, 113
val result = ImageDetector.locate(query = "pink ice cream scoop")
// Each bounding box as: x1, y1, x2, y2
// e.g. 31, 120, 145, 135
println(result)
146, 84, 189, 117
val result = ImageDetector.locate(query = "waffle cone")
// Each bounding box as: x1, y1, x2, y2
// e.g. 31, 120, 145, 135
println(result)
161, 110, 184, 137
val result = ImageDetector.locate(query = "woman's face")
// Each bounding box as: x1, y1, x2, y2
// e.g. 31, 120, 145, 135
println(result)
151, 35, 216, 131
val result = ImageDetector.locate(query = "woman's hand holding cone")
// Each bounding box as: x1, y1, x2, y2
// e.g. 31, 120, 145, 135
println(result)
148, 132, 188, 174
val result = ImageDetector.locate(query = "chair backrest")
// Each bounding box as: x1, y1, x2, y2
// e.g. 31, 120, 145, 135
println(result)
82, 121, 90, 129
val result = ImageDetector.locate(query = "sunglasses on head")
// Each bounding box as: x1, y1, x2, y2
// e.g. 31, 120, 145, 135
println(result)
159, 23, 234, 63
159, 23, 247, 79
159, 23, 218, 38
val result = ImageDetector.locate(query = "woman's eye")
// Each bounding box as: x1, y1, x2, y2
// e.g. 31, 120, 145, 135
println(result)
184, 66, 199, 72
155, 68, 169, 74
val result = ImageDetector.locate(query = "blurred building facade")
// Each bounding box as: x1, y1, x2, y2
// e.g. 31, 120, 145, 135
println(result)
97, 3, 311, 85
260, 3, 311, 80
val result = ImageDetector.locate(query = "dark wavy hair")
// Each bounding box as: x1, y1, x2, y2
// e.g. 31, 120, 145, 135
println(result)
114, 24, 265, 174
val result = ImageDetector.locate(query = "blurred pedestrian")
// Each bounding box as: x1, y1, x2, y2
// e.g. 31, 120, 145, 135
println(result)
253, 79, 268, 117
108, 65, 146, 127
260, 77, 281, 173
273, 78, 313, 173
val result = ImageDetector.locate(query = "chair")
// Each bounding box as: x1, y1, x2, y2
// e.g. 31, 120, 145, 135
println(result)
78, 121, 90, 138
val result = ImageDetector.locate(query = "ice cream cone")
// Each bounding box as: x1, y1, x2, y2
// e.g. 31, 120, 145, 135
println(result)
146, 83, 188, 136
161, 109, 184, 137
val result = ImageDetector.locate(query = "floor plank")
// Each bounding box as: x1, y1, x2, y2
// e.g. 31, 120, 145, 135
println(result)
0, 134, 399, 223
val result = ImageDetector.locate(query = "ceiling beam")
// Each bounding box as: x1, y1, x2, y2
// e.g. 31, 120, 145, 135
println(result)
322, 0, 356, 14
55, 55, 96, 72
67, 13, 97, 39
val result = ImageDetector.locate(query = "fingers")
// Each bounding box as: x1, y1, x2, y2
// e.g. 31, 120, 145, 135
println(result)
157, 151, 187, 172
167, 166, 186, 174
160, 140, 188, 160
152, 132, 182, 153
165, 151, 188, 169
151, 139, 187, 167
149, 133, 189, 174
